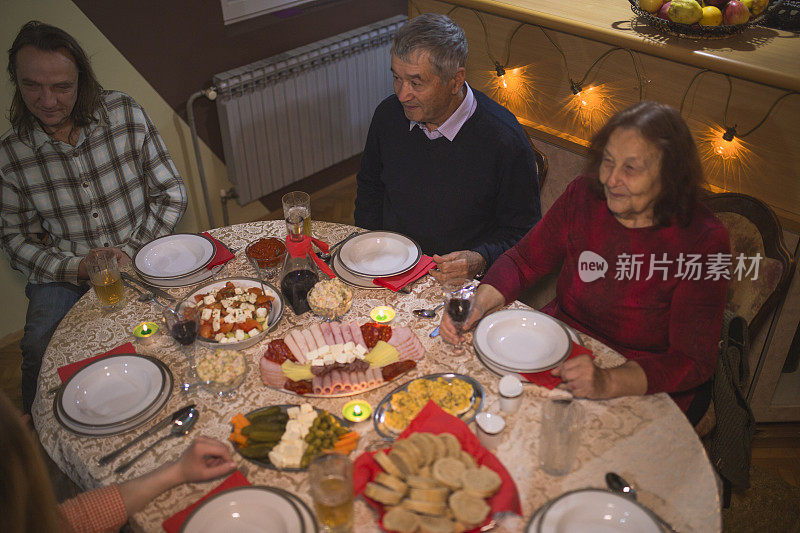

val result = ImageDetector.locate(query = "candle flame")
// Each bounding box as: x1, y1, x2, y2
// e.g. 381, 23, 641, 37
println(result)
353, 405, 362, 416
142, 324, 150, 334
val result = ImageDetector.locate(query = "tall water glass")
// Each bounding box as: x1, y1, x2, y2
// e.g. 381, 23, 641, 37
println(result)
282, 191, 311, 236
85, 249, 127, 311
539, 399, 583, 476
309, 453, 354, 533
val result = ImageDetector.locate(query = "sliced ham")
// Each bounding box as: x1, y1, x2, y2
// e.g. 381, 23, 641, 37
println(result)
330, 369, 344, 394
289, 330, 310, 363
260, 357, 285, 389
340, 323, 354, 344
367, 367, 383, 387
301, 329, 318, 352
388, 327, 426, 361
341, 371, 353, 393
320, 322, 335, 345
349, 320, 367, 349
330, 321, 345, 345
310, 323, 326, 349
282, 334, 303, 363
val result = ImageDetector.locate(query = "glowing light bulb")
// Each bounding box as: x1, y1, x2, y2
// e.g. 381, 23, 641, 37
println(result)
698, 124, 755, 192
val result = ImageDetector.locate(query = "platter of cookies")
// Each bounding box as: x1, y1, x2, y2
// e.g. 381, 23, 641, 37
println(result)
373, 374, 484, 439
363, 432, 503, 532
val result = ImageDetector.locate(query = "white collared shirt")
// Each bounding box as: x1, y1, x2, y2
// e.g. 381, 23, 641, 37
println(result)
409, 82, 477, 141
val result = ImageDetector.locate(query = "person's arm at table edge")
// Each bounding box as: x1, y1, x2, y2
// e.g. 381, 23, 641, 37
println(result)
353, 112, 384, 231
118, 103, 187, 258
0, 170, 84, 283
59, 436, 237, 531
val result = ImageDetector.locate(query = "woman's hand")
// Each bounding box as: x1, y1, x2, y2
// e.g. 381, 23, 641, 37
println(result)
439, 284, 505, 345
551, 357, 648, 400
551, 355, 611, 399
175, 436, 237, 484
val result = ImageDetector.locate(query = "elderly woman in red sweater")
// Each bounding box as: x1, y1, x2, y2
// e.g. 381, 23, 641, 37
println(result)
441, 101, 729, 424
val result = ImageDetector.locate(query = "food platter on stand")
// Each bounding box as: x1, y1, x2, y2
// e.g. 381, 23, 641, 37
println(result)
629, 0, 784, 38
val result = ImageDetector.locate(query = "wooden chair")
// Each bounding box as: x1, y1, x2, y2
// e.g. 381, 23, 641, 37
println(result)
703, 192, 795, 334
527, 134, 548, 192
700, 192, 795, 504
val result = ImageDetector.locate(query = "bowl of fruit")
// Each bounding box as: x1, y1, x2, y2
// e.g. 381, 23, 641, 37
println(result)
629, 0, 783, 37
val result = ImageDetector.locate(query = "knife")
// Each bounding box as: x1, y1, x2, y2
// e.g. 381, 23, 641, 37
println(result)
430, 326, 440, 338
97, 404, 195, 466
121, 278, 165, 308
121, 272, 176, 303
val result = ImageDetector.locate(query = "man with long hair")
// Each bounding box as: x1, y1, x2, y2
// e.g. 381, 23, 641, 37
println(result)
0, 21, 188, 413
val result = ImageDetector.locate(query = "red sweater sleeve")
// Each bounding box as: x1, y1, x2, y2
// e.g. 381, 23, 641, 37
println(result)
482, 178, 575, 303
59, 484, 127, 533
626, 225, 730, 396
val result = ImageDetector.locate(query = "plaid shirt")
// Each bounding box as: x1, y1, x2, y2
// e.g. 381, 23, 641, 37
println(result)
59, 484, 127, 533
0, 90, 187, 284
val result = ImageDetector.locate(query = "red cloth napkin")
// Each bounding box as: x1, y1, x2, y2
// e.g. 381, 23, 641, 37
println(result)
201, 231, 235, 269
162, 471, 251, 533
57, 342, 136, 383
520, 342, 594, 388
373, 255, 436, 291
354, 402, 522, 532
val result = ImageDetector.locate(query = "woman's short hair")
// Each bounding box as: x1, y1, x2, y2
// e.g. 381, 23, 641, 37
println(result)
7, 20, 103, 138
391, 13, 468, 81
0, 392, 63, 531
585, 101, 704, 227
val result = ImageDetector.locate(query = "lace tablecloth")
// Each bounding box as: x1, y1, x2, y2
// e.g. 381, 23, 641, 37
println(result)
32, 221, 721, 532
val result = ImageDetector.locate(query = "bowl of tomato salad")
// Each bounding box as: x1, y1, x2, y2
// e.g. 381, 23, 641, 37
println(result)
183, 277, 284, 350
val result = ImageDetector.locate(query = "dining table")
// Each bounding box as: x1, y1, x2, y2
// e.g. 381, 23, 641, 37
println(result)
31, 220, 722, 532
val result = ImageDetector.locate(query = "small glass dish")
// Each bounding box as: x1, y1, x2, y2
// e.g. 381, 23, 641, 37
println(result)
246, 237, 286, 279
194, 348, 247, 399
307, 278, 353, 321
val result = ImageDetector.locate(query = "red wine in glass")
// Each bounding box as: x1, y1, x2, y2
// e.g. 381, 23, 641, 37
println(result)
171, 320, 198, 346
446, 298, 472, 325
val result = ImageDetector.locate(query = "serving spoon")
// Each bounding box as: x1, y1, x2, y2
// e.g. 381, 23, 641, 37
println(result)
413, 303, 444, 318
114, 407, 199, 474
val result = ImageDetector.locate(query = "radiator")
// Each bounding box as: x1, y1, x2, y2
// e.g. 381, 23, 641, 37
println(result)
213, 15, 406, 205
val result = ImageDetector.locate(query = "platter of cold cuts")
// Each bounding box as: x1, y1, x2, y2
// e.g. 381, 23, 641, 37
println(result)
259, 321, 425, 397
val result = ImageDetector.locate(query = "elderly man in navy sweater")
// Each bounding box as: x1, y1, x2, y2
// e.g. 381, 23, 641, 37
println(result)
354, 14, 541, 282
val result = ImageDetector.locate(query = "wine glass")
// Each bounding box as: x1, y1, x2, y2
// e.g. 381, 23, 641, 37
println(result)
442, 278, 478, 357
163, 301, 201, 388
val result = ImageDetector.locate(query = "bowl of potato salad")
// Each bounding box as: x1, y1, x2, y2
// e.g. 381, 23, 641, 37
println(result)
195, 348, 247, 398
307, 278, 353, 321
184, 277, 284, 350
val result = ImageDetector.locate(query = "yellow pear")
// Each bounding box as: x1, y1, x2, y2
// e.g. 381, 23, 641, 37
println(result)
668, 0, 703, 23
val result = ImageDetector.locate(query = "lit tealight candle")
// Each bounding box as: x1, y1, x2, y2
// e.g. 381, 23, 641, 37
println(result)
133, 321, 159, 346
370, 305, 395, 324
342, 400, 372, 423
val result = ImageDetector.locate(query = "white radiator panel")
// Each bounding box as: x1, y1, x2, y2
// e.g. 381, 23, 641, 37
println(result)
214, 15, 405, 205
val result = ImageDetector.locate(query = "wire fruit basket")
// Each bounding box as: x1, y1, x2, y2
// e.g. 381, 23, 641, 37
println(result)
629, 0, 785, 38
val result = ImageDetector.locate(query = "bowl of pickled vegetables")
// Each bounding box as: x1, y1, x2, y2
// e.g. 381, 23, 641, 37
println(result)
307, 278, 353, 320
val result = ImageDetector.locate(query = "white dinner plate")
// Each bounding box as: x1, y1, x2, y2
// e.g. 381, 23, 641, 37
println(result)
183, 277, 284, 350
535, 489, 662, 532
473, 309, 571, 373
53, 356, 173, 437
338, 231, 421, 277
60, 354, 164, 426
133, 233, 215, 280
181, 486, 305, 533
477, 322, 581, 378
139, 267, 215, 288
331, 250, 383, 290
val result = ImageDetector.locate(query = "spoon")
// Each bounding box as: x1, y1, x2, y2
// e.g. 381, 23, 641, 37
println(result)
606, 472, 678, 532
605, 472, 637, 499
122, 278, 165, 308
114, 407, 199, 474
413, 303, 444, 318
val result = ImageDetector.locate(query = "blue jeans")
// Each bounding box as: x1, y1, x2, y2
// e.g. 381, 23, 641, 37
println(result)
21, 282, 89, 413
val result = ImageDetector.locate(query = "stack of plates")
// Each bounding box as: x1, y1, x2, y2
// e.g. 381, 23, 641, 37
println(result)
133, 233, 217, 288
526, 489, 663, 532
473, 309, 573, 376
331, 231, 421, 289
181, 486, 316, 533
54, 354, 173, 437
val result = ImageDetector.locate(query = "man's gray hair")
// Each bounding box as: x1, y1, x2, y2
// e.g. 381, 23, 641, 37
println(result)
391, 14, 468, 81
